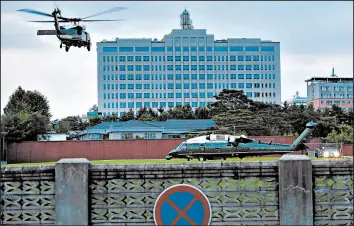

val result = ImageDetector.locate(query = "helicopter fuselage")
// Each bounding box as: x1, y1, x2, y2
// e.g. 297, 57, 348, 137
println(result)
57, 28, 91, 46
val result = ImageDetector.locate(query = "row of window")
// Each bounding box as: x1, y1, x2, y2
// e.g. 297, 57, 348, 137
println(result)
103, 82, 276, 90
321, 86, 353, 91
320, 100, 351, 105
103, 64, 276, 72
103, 102, 212, 109
103, 55, 276, 62
321, 94, 353, 98
103, 73, 276, 81
103, 91, 276, 101
102, 94, 277, 109
102, 46, 276, 53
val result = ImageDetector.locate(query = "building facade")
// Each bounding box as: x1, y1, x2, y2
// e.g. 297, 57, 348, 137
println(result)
305, 68, 353, 111
97, 10, 281, 116
286, 91, 307, 106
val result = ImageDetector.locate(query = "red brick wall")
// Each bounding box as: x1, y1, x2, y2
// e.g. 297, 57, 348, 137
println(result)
6, 137, 330, 164
342, 144, 353, 156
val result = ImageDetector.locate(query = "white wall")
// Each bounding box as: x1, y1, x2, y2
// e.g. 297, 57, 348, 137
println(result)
109, 132, 163, 140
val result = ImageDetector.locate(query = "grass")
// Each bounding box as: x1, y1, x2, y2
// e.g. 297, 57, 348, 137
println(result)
1, 157, 346, 167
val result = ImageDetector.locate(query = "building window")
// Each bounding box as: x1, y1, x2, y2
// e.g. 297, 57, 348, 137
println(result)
144, 133, 156, 139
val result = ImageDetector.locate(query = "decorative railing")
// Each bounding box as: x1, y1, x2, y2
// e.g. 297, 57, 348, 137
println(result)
0, 166, 56, 225
89, 162, 279, 225
313, 160, 354, 225
0, 158, 353, 225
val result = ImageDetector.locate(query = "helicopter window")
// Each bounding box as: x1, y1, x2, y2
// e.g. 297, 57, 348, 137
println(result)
176, 143, 186, 150
187, 144, 200, 149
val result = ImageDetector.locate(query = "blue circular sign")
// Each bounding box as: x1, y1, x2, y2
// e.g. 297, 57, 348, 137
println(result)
153, 184, 212, 226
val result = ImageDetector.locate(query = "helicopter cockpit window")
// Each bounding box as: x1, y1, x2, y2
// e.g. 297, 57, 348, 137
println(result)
176, 143, 186, 150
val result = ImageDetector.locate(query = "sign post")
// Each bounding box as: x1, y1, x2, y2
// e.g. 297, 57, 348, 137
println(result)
153, 184, 212, 226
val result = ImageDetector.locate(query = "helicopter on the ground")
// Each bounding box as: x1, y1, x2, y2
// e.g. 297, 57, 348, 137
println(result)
17, 6, 126, 52
166, 122, 318, 161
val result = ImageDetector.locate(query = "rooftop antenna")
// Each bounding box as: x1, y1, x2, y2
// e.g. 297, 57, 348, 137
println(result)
180, 8, 194, 30
331, 66, 337, 77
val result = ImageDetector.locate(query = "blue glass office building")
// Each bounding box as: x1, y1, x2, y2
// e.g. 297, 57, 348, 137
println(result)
97, 10, 281, 116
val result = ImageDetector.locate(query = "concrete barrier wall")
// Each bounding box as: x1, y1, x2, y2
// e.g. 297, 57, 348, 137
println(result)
6, 137, 324, 164
1, 158, 352, 225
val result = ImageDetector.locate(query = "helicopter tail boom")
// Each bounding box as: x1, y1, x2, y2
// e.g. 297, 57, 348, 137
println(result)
37, 30, 58, 35
290, 122, 318, 151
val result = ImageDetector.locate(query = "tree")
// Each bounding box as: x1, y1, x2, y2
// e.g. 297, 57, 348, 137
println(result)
167, 105, 195, 119
55, 116, 89, 133
1, 87, 52, 141
158, 112, 170, 121
210, 89, 253, 115
89, 104, 98, 112
120, 109, 135, 121
195, 107, 212, 119
3, 86, 51, 121
325, 124, 353, 144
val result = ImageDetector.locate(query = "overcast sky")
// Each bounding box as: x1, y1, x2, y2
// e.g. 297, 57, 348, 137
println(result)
1, 1, 353, 120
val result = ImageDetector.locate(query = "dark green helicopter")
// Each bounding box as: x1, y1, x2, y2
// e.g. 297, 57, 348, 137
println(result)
166, 122, 318, 161
17, 6, 126, 52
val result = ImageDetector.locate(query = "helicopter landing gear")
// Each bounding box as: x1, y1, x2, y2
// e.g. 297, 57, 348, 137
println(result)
65, 45, 70, 52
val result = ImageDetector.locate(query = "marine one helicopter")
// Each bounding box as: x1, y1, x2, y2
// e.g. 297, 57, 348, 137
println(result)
17, 6, 126, 52
166, 122, 318, 161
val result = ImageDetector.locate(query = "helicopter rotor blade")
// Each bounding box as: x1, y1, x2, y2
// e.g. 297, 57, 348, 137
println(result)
28, 20, 55, 23
80, 19, 126, 22
17, 8, 53, 18
28, 20, 70, 23
81, 6, 127, 19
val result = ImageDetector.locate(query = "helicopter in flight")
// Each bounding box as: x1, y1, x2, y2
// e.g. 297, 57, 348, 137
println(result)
17, 6, 126, 52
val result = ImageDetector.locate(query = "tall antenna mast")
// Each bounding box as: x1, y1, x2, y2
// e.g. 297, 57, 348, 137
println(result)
180, 8, 194, 30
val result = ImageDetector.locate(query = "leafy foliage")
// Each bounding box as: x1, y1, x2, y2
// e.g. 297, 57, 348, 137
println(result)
1, 86, 52, 141
325, 124, 353, 144
54, 116, 89, 133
